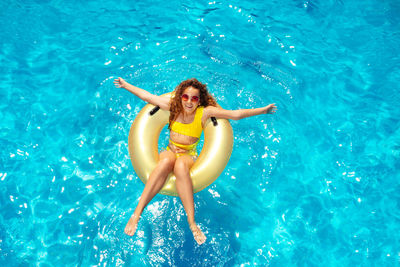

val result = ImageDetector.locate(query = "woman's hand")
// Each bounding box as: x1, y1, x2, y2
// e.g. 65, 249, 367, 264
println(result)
263, 104, 277, 114
113, 77, 128, 88
113, 77, 171, 110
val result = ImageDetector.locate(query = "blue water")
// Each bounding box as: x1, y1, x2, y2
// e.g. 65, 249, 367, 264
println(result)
1, 0, 400, 265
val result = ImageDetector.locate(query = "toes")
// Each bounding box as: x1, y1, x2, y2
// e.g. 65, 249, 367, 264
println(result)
124, 215, 140, 236
196, 235, 206, 245
198, 233, 206, 245
124, 223, 136, 236
190, 225, 206, 245
124, 228, 131, 236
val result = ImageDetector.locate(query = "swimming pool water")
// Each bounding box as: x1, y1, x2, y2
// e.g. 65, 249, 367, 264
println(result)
1, 0, 400, 265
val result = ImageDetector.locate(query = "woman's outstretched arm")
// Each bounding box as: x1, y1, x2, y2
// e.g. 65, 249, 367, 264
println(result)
203, 104, 277, 121
114, 77, 170, 110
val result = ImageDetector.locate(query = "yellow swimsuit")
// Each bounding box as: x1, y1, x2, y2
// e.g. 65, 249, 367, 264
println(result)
167, 106, 204, 158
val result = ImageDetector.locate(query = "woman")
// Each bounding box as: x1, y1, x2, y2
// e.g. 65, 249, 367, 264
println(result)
114, 77, 277, 245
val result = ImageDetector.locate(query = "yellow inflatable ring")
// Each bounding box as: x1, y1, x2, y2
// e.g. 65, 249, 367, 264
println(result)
128, 93, 233, 196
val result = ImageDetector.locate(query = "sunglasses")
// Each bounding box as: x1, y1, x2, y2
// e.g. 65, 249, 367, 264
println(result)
181, 94, 199, 103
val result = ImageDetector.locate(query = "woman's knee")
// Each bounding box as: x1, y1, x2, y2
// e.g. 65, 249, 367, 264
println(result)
159, 151, 176, 171
174, 158, 191, 175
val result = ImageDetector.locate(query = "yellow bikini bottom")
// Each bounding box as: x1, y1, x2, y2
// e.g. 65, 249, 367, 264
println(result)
167, 139, 199, 158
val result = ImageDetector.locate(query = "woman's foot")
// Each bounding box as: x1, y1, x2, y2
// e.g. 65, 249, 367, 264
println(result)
125, 214, 140, 236
189, 223, 206, 245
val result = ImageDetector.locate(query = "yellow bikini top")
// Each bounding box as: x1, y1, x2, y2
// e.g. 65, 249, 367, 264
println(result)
170, 106, 204, 138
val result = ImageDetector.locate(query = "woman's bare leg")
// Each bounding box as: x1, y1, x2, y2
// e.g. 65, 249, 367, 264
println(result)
125, 150, 176, 236
174, 155, 206, 245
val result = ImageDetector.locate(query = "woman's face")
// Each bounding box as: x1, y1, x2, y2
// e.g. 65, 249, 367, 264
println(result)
181, 86, 200, 114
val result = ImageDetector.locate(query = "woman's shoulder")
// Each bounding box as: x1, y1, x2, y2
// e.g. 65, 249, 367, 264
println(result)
201, 106, 217, 121
203, 105, 217, 113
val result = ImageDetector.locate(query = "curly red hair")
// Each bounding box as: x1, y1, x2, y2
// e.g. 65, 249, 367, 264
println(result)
169, 78, 217, 129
